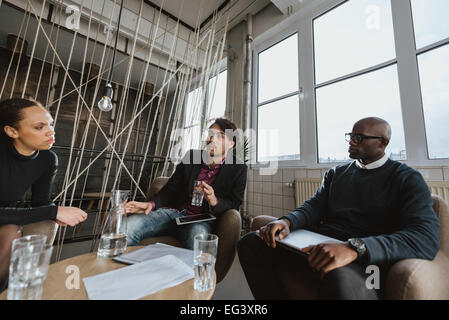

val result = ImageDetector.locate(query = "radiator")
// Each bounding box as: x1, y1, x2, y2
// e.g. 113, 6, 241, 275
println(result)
293, 178, 449, 208
427, 181, 449, 202
293, 178, 322, 208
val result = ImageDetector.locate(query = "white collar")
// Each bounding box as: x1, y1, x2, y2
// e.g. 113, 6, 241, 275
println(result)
355, 153, 389, 170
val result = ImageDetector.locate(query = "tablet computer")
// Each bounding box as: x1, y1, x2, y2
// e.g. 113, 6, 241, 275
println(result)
175, 213, 216, 225
256, 229, 342, 256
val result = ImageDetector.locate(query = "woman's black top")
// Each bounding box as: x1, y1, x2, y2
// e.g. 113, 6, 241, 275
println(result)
0, 139, 58, 226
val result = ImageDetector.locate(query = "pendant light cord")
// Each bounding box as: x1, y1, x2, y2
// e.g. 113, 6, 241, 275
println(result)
108, 0, 124, 84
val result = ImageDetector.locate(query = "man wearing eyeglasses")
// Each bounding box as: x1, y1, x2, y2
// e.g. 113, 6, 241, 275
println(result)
238, 117, 440, 300
124, 118, 247, 249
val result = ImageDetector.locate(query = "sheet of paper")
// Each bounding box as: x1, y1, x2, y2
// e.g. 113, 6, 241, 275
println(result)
83, 255, 194, 300
113, 243, 194, 268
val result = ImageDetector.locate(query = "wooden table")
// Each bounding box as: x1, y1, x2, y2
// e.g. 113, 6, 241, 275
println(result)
1, 246, 215, 300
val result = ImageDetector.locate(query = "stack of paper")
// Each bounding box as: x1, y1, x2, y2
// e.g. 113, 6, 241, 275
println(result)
113, 243, 194, 268
83, 254, 193, 300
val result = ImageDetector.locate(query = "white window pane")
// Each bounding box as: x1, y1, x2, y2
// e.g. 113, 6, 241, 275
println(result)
257, 95, 300, 162
418, 45, 449, 159
411, 0, 449, 49
183, 125, 202, 155
207, 70, 227, 120
184, 87, 203, 127
314, 0, 396, 84
316, 65, 406, 163
258, 33, 298, 103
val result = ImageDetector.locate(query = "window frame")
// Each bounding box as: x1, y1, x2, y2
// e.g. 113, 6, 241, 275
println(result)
251, 0, 449, 169
182, 59, 227, 153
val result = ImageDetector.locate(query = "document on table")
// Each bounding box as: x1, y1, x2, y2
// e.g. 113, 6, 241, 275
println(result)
113, 243, 194, 268
83, 255, 194, 300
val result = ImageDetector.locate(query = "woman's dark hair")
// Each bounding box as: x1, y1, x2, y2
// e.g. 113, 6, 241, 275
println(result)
0, 98, 44, 140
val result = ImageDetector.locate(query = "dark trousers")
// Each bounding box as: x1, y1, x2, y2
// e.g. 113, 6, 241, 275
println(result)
237, 231, 382, 300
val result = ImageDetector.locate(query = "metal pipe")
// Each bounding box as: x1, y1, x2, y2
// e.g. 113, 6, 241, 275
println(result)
242, 14, 253, 220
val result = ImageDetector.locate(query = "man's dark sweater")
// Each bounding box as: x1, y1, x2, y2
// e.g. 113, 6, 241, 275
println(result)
282, 159, 440, 266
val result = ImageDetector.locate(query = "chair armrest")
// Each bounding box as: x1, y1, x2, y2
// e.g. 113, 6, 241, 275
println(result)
250, 215, 277, 232
22, 220, 59, 245
214, 209, 241, 283
385, 251, 449, 300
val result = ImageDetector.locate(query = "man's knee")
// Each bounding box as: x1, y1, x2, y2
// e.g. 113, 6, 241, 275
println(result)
237, 231, 265, 260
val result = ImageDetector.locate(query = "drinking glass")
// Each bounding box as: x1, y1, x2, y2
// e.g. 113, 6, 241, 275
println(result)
98, 190, 130, 257
12, 234, 47, 252
191, 180, 204, 206
7, 245, 53, 300
193, 233, 218, 292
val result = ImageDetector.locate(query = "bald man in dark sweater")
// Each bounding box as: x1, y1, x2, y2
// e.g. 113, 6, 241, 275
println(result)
238, 117, 440, 300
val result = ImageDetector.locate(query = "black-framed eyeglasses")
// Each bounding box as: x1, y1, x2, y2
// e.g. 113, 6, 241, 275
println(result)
345, 133, 384, 144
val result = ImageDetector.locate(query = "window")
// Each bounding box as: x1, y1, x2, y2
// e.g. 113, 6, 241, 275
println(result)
418, 46, 449, 159
182, 69, 227, 155
412, 0, 449, 159
411, 0, 449, 50
257, 33, 300, 162
182, 87, 203, 154
206, 70, 227, 125
314, 0, 406, 163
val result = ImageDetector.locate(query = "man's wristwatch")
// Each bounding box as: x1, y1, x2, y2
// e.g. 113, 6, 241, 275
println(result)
347, 238, 367, 260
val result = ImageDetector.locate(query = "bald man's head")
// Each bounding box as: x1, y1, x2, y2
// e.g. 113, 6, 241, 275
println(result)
348, 117, 391, 164
354, 117, 391, 141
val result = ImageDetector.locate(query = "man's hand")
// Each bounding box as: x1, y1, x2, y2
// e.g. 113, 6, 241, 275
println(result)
301, 242, 358, 278
125, 201, 152, 215
258, 219, 291, 248
56, 207, 88, 227
201, 181, 218, 207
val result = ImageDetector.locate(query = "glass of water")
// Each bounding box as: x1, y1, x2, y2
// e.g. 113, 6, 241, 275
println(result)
191, 180, 204, 206
12, 234, 47, 252
7, 244, 53, 300
98, 190, 130, 257
193, 233, 218, 292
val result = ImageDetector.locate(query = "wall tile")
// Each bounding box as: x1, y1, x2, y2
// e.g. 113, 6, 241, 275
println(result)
272, 183, 283, 196
254, 181, 263, 193
307, 169, 322, 179
247, 169, 254, 182
262, 194, 273, 207
254, 205, 263, 216
273, 207, 286, 218
262, 181, 272, 194
283, 196, 295, 211
272, 168, 283, 182
294, 169, 307, 179
247, 181, 254, 193
253, 170, 263, 182
418, 168, 444, 181
262, 172, 273, 182
282, 183, 294, 197
247, 192, 254, 204
273, 195, 283, 209
254, 193, 263, 204
282, 168, 295, 183
262, 206, 273, 216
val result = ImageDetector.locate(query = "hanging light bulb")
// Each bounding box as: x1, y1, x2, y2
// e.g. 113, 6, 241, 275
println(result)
98, 83, 113, 112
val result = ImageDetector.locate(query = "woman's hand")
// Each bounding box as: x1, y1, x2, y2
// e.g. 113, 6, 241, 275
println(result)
201, 181, 218, 207
125, 201, 152, 215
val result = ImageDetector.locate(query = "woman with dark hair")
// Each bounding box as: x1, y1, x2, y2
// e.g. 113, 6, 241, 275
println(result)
0, 98, 87, 290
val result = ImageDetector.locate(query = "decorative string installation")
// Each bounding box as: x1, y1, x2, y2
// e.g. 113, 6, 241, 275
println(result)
0, 0, 231, 259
